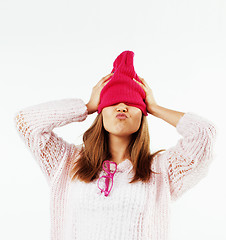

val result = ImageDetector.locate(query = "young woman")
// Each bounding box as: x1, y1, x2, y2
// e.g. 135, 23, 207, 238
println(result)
14, 51, 217, 240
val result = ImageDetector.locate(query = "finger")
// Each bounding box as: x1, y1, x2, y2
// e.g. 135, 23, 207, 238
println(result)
103, 73, 114, 79
100, 75, 112, 84
104, 74, 113, 82
138, 76, 145, 82
103, 79, 111, 85
137, 76, 148, 86
133, 78, 143, 87
133, 78, 142, 84
98, 73, 113, 84
134, 78, 146, 91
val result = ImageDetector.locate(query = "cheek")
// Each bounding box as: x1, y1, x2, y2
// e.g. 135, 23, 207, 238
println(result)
102, 113, 114, 130
131, 118, 141, 130
130, 114, 142, 129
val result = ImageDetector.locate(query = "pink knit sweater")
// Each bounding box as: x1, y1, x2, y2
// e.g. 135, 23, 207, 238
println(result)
14, 98, 217, 240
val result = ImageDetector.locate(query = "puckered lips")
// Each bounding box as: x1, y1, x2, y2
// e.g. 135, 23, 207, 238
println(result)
116, 113, 128, 119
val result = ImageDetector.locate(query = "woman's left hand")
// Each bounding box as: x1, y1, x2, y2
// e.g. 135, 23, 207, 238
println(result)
133, 76, 158, 115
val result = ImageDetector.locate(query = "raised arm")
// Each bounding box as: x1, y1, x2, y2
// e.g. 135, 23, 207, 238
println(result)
132, 76, 217, 201
14, 98, 88, 185
152, 106, 217, 201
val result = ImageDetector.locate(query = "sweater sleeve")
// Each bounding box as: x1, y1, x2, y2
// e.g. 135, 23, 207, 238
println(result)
14, 98, 88, 185
160, 112, 217, 201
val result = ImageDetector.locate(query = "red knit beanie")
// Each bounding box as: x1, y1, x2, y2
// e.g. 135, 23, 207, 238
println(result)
98, 50, 148, 116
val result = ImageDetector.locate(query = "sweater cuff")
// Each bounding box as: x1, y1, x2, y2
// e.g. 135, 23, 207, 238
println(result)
176, 112, 212, 137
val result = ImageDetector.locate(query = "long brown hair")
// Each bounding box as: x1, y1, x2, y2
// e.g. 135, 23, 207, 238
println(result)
69, 112, 166, 184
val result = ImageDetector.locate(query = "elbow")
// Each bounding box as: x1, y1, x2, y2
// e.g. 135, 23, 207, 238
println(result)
205, 122, 217, 142
14, 111, 24, 132
14, 112, 20, 128
198, 123, 217, 156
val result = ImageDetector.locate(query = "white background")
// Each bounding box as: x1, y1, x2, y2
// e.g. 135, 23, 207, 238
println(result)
1, 0, 225, 239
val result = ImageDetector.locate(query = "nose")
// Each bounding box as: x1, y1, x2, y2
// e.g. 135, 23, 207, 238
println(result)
116, 103, 128, 112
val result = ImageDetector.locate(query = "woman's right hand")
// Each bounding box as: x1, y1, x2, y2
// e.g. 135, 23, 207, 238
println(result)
86, 73, 114, 115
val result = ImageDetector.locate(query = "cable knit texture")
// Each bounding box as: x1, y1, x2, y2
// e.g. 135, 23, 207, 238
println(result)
14, 98, 217, 240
